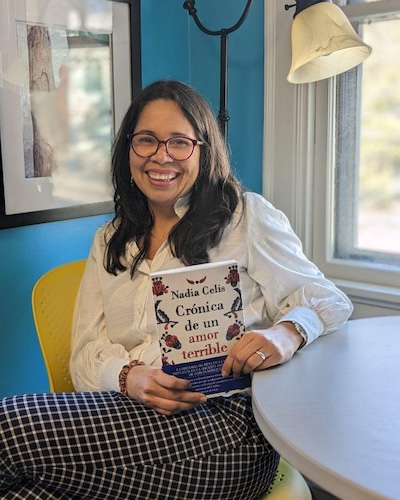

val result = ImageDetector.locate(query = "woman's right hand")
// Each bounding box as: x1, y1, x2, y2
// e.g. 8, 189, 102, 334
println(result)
125, 365, 207, 415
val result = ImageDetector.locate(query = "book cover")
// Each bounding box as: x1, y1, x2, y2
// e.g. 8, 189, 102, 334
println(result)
150, 260, 251, 397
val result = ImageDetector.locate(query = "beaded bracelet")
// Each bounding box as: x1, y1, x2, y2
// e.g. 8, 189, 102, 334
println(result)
119, 360, 145, 395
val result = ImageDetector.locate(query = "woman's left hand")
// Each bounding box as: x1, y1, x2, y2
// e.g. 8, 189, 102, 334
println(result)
221, 321, 303, 378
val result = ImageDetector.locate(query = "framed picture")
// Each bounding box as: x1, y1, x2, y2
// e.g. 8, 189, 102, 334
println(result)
0, 0, 141, 228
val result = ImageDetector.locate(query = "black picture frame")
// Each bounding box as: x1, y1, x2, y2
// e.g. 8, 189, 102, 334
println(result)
0, 0, 141, 229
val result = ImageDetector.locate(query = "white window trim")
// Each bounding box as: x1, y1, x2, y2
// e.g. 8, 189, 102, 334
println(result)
263, 0, 316, 256
263, 0, 400, 314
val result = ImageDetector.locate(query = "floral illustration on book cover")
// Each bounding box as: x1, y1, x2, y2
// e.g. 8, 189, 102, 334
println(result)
151, 261, 251, 397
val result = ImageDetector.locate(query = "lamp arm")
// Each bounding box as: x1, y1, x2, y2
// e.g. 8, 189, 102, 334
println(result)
183, 0, 253, 37
183, 1, 221, 36
183, 0, 253, 143
285, 0, 332, 18
225, 0, 254, 35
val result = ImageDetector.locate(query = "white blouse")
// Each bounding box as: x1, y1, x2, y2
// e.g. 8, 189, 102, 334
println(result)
70, 192, 353, 392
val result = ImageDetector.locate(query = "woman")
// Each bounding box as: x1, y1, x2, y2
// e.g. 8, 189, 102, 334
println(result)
0, 80, 353, 499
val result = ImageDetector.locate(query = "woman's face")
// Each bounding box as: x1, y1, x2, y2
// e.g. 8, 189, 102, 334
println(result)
129, 99, 201, 214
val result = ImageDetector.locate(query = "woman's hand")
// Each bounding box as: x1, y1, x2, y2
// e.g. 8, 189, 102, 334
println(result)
222, 321, 303, 379
125, 364, 207, 416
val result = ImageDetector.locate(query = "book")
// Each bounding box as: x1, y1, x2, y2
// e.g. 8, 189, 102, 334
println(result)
150, 260, 251, 397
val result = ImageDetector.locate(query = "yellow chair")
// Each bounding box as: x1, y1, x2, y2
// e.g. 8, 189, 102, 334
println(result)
258, 457, 313, 499
32, 260, 312, 499
32, 259, 86, 392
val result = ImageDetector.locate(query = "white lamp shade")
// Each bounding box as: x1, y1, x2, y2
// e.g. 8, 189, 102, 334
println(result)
287, 2, 372, 84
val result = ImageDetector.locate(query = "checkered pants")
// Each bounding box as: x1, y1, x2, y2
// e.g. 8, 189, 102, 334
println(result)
0, 391, 278, 499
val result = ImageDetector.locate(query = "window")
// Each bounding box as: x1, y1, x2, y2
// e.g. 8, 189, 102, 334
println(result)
335, 2, 400, 269
264, 0, 400, 313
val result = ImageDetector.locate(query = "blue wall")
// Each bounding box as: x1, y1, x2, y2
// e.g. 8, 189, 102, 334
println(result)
141, 0, 264, 193
0, 216, 112, 396
0, 0, 264, 397
188, 0, 264, 192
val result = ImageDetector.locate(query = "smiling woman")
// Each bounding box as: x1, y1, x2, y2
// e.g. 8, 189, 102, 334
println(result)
128, 99, 201, 218
0, 80, 353, 499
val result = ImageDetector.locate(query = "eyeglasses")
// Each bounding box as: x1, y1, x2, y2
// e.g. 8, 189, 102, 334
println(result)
127, 133, 204, 161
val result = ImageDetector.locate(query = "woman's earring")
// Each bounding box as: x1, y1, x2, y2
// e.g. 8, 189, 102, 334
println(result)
130, 177, 134, 187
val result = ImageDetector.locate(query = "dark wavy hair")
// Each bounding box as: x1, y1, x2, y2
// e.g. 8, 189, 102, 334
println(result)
105, 80, 243, 276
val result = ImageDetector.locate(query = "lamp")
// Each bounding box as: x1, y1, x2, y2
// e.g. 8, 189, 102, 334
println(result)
285, 0, 372, 84
183, 0, 372, 142
183, 0, 253, 143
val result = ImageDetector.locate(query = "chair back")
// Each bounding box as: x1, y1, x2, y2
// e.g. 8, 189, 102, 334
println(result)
32, 260, 86, 392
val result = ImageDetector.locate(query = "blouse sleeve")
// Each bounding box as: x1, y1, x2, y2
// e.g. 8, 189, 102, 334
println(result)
69, 227, 130, 392
244, 193, 353, 346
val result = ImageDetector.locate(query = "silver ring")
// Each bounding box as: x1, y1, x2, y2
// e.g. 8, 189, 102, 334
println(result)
255, 350, 266, 362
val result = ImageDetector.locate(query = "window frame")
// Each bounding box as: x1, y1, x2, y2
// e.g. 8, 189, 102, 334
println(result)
264, 0, 400, 314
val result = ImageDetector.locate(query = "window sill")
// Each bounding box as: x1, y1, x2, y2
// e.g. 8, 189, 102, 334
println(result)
333, 278, 400, 311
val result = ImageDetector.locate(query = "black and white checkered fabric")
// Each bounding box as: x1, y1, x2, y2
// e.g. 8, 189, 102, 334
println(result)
0, 391, 278, 499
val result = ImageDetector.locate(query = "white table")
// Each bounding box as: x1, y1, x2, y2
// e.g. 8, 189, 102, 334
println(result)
252, 315, 400, 500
